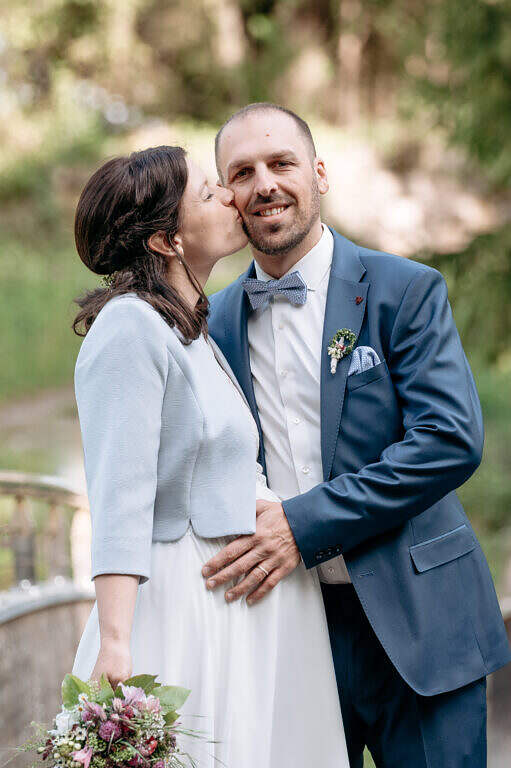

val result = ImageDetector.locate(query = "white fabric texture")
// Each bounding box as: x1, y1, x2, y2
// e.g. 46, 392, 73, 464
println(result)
247, 224, 351, 583
71, 508, 349, 767
71, 324, 350, 767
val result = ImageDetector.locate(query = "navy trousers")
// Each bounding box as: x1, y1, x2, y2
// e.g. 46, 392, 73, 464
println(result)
320, 582, 487, 767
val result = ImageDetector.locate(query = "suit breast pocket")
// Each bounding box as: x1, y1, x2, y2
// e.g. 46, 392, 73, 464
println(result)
346, 359, 390, 391
332, 358, 401, 476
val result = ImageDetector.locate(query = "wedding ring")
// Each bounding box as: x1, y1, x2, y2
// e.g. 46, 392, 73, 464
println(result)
256, 564, 270, 577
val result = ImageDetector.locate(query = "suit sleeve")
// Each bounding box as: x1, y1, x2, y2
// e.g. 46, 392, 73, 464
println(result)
282, 267, 484, 568
74, 301, 169, 584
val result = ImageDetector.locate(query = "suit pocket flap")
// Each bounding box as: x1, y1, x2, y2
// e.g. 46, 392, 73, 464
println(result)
409, 524, 476, 573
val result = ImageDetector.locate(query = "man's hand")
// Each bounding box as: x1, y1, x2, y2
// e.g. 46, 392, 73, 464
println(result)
201, 499, 300, 605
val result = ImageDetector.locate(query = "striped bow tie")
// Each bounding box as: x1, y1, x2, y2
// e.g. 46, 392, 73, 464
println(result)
242, 270, 308, 310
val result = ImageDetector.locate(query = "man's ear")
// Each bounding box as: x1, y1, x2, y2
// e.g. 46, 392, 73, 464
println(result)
314, 158, 329, 195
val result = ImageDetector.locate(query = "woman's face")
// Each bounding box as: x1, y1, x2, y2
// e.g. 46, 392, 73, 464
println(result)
178, 158, 248, 268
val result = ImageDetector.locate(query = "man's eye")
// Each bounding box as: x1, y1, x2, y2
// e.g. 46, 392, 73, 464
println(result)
234, 169, 249, 180
275, 161, 289, 168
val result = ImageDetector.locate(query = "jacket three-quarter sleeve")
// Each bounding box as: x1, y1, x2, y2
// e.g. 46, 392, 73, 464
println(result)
74, 299, 169, 584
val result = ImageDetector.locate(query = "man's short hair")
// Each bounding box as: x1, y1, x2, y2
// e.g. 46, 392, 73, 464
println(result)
215, 103, 317, 178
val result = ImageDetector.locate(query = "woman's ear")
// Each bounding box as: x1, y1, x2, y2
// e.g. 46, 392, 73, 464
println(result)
171, 233, 184, 262
148, 231, 184, 262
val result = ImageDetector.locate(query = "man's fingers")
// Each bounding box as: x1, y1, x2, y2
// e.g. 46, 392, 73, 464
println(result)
224, 562, 276, 603
245, 567, 286, 605
202, 535, 254, 578
256, 498, 271, 516
205, 549, 263, 589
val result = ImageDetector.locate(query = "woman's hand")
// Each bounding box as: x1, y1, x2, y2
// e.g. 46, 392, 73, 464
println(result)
90, 637, 132, 689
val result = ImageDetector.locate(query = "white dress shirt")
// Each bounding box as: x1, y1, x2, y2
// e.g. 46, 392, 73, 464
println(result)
247, 224, 351, 584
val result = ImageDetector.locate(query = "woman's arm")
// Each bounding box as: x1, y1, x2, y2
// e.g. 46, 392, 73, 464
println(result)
90, 573, 139, 687
75, 298, 169, 583
74, 298, 170, 682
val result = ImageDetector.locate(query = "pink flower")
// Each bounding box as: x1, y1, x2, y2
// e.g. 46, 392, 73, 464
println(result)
98, 719, 122, 741
144, 695, 161, 713
112, 697, 124, 713
72, 746, 93, 768
120, 684, 147, 708
82, 701, 107, 722
153, 762, 165, 768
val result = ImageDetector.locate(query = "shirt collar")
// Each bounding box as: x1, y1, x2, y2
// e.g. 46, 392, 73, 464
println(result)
253, 223, 333, 292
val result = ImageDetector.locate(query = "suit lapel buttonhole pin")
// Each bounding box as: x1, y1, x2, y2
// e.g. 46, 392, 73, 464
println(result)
355, 296, 363, 305
327, 329, 357, 374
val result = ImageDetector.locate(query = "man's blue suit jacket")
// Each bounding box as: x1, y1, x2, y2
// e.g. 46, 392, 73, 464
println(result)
208, 227, 511, 696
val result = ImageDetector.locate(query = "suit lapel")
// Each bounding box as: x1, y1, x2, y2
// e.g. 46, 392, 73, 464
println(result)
321, 229, 369, 480
220, 265, 267, 472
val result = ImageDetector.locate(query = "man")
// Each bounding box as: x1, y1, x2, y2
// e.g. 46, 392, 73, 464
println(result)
203, 103, 511, 766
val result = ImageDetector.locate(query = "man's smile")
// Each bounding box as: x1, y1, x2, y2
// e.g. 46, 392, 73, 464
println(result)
250, 203, 291, 221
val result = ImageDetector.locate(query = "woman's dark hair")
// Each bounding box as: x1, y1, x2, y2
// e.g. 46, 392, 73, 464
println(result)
73, 145, 208, 342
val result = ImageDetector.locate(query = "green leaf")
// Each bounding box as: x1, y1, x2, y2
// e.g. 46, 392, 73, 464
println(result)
61, 674, 89, 708
154, 686, 190, 711
120, 674, 160, 694
163, 710, 179, 726
95, 674, 115, 704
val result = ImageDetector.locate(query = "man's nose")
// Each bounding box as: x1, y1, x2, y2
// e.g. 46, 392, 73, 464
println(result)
218, 186, 235, 206
254, 168, 278, 198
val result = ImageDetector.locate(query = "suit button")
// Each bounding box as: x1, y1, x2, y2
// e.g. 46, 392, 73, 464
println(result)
335, 547, 341, 553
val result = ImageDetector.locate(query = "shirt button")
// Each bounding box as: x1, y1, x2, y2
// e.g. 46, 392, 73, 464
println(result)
280, 369, 288, 377
301, 466, 310, 474
278, 321, 284, 330
293, 417, 300, 424
328, 567, 335, 575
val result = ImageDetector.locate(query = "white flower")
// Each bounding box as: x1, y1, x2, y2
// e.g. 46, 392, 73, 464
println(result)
55, 709, 80, 735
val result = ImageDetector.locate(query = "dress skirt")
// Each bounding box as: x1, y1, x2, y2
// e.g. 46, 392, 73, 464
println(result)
72, 485, 349, 768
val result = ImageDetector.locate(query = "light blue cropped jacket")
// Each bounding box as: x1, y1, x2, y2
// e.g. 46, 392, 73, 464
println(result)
74, 293, 258, 584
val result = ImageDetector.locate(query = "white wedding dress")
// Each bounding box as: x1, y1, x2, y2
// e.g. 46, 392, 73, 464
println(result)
72, 339, 349, 768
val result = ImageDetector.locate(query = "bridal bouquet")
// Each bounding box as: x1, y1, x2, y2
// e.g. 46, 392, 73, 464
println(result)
16, 673, 205, 768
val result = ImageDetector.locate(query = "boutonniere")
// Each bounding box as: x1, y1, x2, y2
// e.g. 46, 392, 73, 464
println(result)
327, 328, 357, 374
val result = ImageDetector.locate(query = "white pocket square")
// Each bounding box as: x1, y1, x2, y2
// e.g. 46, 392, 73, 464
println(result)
348, 346, 381, 377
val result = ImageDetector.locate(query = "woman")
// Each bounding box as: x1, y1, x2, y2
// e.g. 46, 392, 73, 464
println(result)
71, 146, 349, 767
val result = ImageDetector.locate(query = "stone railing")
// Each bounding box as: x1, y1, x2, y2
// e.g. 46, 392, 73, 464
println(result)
0, 470, 91, 590
0, 582, 95, 766
0, 471, 94, 764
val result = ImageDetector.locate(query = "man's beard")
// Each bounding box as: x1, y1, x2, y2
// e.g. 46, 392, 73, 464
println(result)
242, 181, 321, 256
